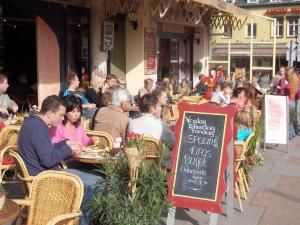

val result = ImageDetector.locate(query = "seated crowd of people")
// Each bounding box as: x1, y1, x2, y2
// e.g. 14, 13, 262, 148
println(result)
0, 65, 298, 224
2, 63, 294, 225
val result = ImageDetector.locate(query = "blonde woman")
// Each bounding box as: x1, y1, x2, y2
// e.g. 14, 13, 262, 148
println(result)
234, 110, 252, 141
284, 69, 298, 102
85, 74, 105, 108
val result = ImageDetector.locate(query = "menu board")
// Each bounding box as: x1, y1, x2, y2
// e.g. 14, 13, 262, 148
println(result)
168, 102, 236, 213
144, 28, 156, 75
173, 112, 226, 200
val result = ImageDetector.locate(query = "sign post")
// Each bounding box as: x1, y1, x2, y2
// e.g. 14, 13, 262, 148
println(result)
167, 102, 236, 224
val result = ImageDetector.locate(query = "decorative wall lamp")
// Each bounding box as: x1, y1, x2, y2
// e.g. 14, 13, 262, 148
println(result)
194, 32, 201, 45
128, 11, 138, 30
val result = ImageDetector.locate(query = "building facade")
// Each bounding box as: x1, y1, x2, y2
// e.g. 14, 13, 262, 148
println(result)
0, 0, 249, 103
211, 0, 300, 75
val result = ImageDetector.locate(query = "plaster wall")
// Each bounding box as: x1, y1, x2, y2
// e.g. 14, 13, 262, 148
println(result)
126, 1, 157, 95
36, 16, 60, 105
90, 0, 108, 75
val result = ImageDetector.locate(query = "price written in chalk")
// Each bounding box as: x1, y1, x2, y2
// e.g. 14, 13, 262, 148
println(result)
173, 112, 226, 200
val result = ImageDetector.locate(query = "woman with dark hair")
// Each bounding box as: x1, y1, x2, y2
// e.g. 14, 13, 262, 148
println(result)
50, 95, 95, 146
231, 87, 248, 110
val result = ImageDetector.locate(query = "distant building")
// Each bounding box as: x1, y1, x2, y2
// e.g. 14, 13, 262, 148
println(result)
211, 0, 300, 72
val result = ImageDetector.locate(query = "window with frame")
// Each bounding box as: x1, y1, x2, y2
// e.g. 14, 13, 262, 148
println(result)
269, 0, 281, 2
271, 17, 283, 37
247, 0, 258, 3
223, 25, 232, 38
245, 23, 257, 37
287, 17, 299, 37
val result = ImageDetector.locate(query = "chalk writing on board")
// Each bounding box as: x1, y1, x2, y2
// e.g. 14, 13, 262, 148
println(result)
173, 112, 226, 200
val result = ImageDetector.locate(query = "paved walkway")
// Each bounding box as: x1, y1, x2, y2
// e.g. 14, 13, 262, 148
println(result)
164, 136, 300, 225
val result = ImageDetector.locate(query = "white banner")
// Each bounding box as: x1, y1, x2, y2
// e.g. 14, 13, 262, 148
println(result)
265, 95, 288, 144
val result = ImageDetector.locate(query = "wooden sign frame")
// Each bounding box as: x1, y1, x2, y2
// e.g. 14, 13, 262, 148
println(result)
168, 102, 236, 213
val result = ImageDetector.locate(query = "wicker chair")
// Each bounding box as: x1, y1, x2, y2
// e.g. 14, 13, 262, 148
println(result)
253, 110, 261, 128
13, 170, 83, 225
0, 145, 17, 182
0, 145, 33, 196
0, 125, 20, 149
142, 137, 160, 164
234, 141, 247, 213
85, 130, 113, 150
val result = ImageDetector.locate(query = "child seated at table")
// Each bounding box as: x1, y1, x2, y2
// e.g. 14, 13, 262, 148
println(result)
50, 95, 97, 146
234, 109, 252, 141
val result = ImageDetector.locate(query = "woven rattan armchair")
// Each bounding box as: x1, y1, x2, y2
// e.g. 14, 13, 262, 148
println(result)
85, 130, 113, 150
142, 137, 160, 164
0, 145, 17, 182
0, 145, 33, 195
234, 141, 247, 213
13, 170, 84, 225
0, 125, 20, 149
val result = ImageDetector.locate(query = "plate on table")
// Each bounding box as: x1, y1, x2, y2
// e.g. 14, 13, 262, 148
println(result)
81, 146, 110, 153
77, 151, 110, 160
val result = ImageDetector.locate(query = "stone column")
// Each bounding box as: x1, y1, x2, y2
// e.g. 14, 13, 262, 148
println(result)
126, 1, 157, 95
89, 0, 107, 75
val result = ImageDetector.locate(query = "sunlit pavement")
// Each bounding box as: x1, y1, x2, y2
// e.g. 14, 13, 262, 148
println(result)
160, 135, 300, 225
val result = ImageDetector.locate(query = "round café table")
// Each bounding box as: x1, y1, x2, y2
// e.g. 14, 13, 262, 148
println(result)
0, 199, 20, 225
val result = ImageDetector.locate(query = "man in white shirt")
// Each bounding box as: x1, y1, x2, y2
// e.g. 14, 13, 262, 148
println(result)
210, 82, 231, 106
128, 93, 175, 148
0, 74, 18, 114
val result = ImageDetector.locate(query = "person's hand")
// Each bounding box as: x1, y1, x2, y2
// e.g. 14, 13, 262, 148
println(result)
66, 140, 82, 152
89, 103, 96, 109
11, 104, 18, 113
129, 105, 139, 111
86, 103, 96, 109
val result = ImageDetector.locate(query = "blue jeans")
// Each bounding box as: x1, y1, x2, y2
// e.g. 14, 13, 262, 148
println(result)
289, 100, 296, 139
65, 167, 105, 225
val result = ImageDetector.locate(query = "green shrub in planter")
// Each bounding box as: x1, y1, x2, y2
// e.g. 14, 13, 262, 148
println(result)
89, 145, 170, 225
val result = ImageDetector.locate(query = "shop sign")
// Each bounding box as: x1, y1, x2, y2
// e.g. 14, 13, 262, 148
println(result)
266, 8, 300, 16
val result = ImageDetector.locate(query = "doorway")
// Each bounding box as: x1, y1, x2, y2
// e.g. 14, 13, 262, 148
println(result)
158, 32, 193, 86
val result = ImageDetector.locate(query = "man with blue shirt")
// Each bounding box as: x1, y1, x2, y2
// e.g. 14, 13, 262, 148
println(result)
18, 95, 81, 176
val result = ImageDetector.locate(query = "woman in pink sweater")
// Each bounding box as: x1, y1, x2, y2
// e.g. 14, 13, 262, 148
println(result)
50, 95, 94, 146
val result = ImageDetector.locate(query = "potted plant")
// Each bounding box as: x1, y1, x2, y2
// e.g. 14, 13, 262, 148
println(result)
89, 139, 170, 225
193, 62, 202, 75
0, 183, 5, 210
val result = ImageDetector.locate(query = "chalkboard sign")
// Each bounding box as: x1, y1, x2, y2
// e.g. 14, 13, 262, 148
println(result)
168, 102, 236, 213
173, 112, 226, 200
